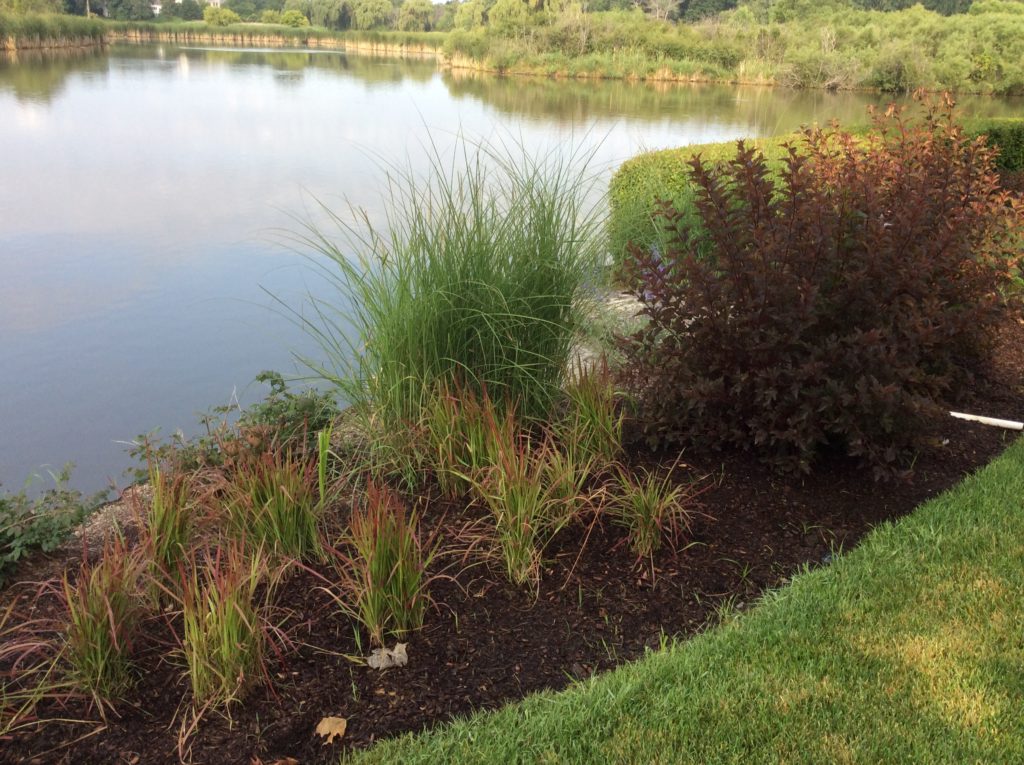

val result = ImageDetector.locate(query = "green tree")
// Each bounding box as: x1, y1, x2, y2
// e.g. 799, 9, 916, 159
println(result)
226, 0, 258, 18
0, 0, 63, 12
260, 7, 282, 20
433, 0, 458, 29
280, 6, 310, 22
487, 0, 529, 31
308, 0, 343, 26
454, 0, 484, 28
179, 0, 203, 18
397, 0, 432, 29
679, 0, 734, 20
105, 0, 155, 19
204, 4, 242, 23
351, 0, 391, 27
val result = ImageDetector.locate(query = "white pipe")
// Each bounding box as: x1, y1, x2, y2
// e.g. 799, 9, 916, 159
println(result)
949, 411, 1024, 430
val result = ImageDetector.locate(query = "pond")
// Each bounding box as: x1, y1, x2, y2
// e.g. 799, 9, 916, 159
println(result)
1, 44, 1020, 494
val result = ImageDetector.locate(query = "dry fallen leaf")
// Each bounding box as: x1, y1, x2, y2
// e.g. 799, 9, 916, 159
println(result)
315, 716, 348, 745
367, 642, 408, 670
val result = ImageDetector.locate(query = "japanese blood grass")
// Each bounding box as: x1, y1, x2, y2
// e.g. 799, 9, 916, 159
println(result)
290, 136, 604, 484
178, 542, 273, 709
0, 602, 74, 737
419, 384, 506, 500
59, 537, 145, 709
224, 449, 323, 562
558, 356, 623, 468
325, 482, 435, 647
607, 464, 704, 560
472, 412, 581, 590
139, 464, 195, 602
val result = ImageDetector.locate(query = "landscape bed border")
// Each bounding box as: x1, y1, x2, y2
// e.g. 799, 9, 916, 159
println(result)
349, 435, 1024, 764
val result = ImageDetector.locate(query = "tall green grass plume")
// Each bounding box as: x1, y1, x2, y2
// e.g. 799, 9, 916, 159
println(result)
289, 134, 605, 484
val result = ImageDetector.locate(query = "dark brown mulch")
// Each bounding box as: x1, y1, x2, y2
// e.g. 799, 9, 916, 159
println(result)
3, 318, 1023, 765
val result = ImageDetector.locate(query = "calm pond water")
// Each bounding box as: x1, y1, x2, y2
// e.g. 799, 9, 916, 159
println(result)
1, 45, 1021, 495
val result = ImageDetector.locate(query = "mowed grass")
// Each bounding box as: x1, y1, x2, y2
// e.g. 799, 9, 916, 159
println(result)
349, 436, 1024, 764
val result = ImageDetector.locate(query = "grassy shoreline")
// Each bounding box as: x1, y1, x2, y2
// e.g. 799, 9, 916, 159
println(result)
0, 12, 105, 51
5, 11, 1024, 95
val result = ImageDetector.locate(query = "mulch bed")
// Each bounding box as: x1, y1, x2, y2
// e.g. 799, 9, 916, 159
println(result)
3, 317, 1022, 765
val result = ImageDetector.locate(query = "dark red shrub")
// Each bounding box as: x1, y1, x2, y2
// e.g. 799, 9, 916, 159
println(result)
621, 97, 1022, 477
1000, 170, 1024, 196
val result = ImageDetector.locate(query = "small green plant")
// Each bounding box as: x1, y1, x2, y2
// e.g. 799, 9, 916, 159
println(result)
327, 482, 434, 646
418, 384, 469, 498
179, 542, 270, 708
0, 602, 68, 737
419, 384, 506, 499
1, 466, 107, 585
540, 440, 595, 522
60, 537, 145, 708
317, 424, 335, 507
608, 465, 700, 560
225, 450, 322, 562
473, 417, 572, 590
239, 371, 340, 453
139, 464, 195, 601
559, 357, 623, 467
124, 372, 339, 483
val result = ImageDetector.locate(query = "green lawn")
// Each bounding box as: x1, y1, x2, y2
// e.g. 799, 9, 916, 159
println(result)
350, 436, 1024, 764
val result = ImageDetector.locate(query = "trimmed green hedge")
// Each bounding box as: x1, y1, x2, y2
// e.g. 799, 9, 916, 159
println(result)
607, 134, 798, 263
965, 118, 1024, 172
608, 118, 1024, 264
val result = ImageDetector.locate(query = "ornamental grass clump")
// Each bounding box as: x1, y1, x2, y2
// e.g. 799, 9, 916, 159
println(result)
327, 482, 434, 646
608, 466, 700, 560
179, 542, 271, 709
472, 412, 579, 590
140, 464, 196, 601
419, 384, 509, 499
225, 449, 322, 562
559, 357, 624, 468
621, 96, 1022, 477
60, 537, 145, 708
0, 603, 67, 737
292, 137, 604, 476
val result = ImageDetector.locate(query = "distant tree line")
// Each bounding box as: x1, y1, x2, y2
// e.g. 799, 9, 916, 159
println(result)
2, 0, 982, 27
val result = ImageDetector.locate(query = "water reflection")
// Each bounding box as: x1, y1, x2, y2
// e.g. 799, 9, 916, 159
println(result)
441, 69, 1024, 133
0, 47, 109, 103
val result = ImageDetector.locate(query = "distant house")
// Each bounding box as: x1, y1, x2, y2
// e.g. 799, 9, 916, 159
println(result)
152, 0, 224, 13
